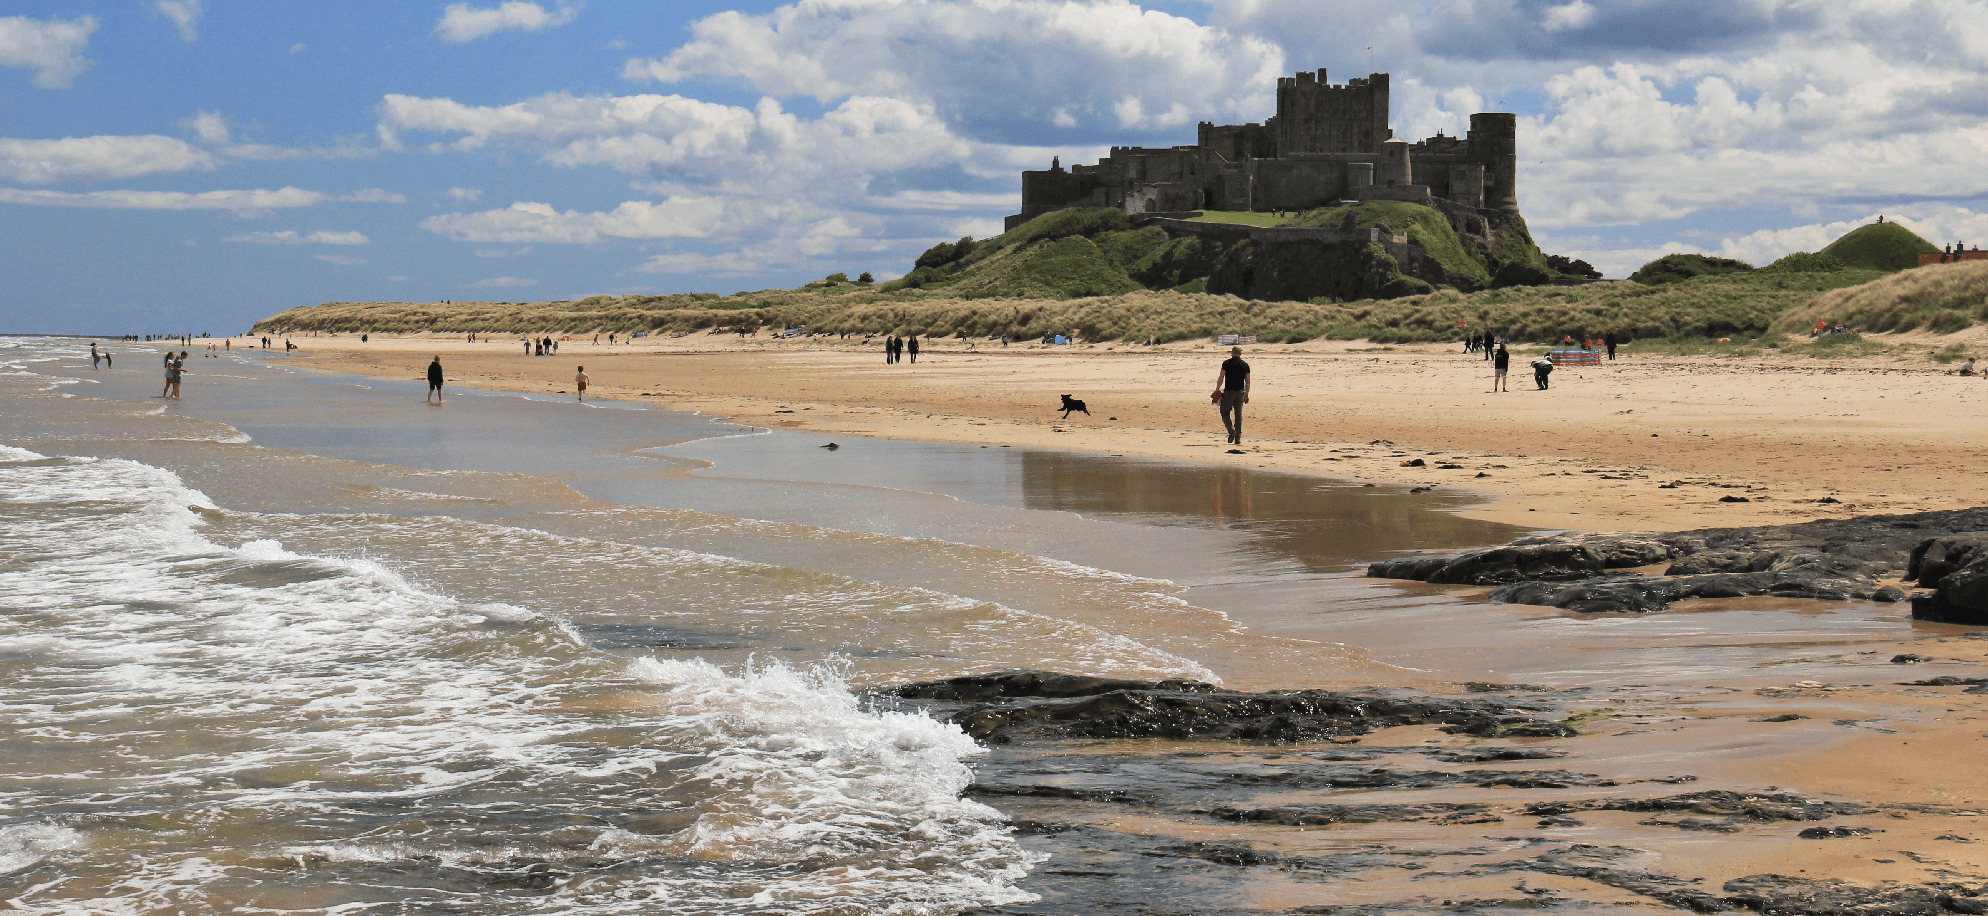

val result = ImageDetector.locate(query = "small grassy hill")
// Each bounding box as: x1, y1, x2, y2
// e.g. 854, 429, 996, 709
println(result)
1776, 259, 1988, 334
1822, 222, 1940, 271
1629, 253, 1756, 285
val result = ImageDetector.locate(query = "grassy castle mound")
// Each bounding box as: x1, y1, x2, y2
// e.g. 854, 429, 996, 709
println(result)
258, 216, 1987, 348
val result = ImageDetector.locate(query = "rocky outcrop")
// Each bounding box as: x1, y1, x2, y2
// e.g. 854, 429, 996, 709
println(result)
1368, 508, 1988, 615
886, 672, 1575, 744
1907, 534, 1988, 624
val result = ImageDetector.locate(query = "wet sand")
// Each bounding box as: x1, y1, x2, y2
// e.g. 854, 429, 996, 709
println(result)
163, 334, 1988, 907
263, 330, 1988, 533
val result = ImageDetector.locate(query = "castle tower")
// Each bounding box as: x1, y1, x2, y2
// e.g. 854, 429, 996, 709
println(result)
1469, 113, 1518, 212
1275, 70, 1391, 155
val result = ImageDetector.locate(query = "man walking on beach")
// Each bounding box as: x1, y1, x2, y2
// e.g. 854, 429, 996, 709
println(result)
907, 336, 919, 364
575, 366, 588, 402
1605, 332, 1618, 361
427, 356, 444, 404
1214, 346, 1250, 445
1492, 343, 1510, 392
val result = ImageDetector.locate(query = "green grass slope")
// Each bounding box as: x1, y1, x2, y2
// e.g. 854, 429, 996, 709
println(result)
1822, 222, 1940, 271
1776, 259, 1988, 334
1288, 200, 1498, 288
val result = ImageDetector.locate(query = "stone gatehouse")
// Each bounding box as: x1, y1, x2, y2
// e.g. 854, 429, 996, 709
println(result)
1005, 70, 1518, 230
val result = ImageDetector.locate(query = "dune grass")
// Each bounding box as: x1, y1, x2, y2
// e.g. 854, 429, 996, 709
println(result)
1775, 260, 1988, 335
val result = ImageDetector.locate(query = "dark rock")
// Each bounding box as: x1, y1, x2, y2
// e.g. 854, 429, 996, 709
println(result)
1720, 495, 1752, 503
1525, 790, 1869, 822
889, 670, 1215, 702
1535, 816, 1583, 828
1722, 873, 1979, 915
966, 784, 1153, 804
1892, 653, 1933, 664
1144, 841, 1282, 867
1426, 746, 1568, 763
1209, 803, 1498, 826
1903, 676, 1988, 686
1798, 825, 1881, 838
1372, 508, 1988, 615
1753, 714, 1810, 722
934, 681, 1573, 744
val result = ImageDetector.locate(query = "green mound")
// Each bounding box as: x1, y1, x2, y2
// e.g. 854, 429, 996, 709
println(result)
1777, 260, 1988, 335
1821, 222, 1940, 272
1628, 253, 1755, 285
1760, 251, 1848, 274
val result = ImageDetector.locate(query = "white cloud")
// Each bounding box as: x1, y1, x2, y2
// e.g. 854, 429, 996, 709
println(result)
1541, 1, 1596, 32
187, 111, 229, 144
223, 230, 370, 245
289, 42, 306, 54
466, 276, 538, 288
448, 186, 483, 201
474, 246, 530, 257
314, 254, 367, 265
156, 0, 203, 42
436, 2, 576, 43
0, 187, 401, 211
421, 197, 724, 243
0, 15, 97, 89
0, 135, 217, 184
622, 0, 1284, 133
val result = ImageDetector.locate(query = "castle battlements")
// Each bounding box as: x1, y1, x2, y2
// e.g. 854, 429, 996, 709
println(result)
1007, 70, 1518, 230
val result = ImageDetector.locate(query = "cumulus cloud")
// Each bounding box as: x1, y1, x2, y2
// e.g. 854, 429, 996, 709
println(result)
187, 111, 229, 144
223, 229, 370, 245
0, 135, 217, 184
421, 197, 724, 243
0, 187, 401, 211
314, 254, 367, 265
436, 2, 576, 43
622, 0, 1284, 139
156, 0, 203, 42
466, 276, 538, 288
448, 186, 483, 201
0, 15, 98, 88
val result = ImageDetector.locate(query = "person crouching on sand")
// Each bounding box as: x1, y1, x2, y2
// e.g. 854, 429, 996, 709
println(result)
427, 356, 444, 403
575, 366, 589, 401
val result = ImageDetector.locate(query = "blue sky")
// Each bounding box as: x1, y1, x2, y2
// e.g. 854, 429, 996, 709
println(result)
4, 0, 1987, 334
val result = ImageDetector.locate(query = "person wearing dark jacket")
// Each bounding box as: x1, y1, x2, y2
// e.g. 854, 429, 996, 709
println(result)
1492, 344, 1510, 392
427, 356, 444, 403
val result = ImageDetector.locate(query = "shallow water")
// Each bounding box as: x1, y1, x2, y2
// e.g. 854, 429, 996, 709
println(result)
2, 337, 1961, 915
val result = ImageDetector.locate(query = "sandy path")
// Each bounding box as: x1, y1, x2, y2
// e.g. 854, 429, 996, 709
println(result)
265, 332, 1987, 532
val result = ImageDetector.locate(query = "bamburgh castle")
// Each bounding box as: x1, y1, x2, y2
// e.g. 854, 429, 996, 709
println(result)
1006, 70, 1518, 229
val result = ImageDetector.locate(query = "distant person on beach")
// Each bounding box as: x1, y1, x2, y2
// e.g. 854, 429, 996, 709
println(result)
1484, 331, 1496, 361
168, 352, 187, 398
162, 352, 175, 397
575, 366, 588, 401
427, 356, 444, 403
1532, 354, 1554, 390
91, 343, 101, 368
908, 336, 919, 364
1492, 344, 1510, 392
1959, 358, 1977, 376
1213, 346, 1250, 445
1605, 332, 1618, 361
524, 338, 531, 355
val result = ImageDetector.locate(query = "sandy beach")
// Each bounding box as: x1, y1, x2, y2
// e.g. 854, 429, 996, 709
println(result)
271, 330, 1988, 533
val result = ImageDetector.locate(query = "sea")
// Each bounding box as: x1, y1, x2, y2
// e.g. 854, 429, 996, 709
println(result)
0, 336, 1931, 915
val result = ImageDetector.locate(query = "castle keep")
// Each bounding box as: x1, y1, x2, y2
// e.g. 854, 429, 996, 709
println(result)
1006, 71, 1518, 230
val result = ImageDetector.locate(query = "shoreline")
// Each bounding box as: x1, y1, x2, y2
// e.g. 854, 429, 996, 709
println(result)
248, 331, 1988, 533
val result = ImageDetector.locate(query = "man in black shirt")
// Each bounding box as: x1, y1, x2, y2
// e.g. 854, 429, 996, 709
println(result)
1492, 343, 1510, 392
427, 356, 444, 403
1214, 346, 1250, 445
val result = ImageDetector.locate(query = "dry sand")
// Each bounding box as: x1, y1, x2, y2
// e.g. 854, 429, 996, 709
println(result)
260, 329, 1988, 897
271, 330, 1985, 533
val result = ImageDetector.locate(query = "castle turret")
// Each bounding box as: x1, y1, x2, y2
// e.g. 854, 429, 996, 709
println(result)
1378, 138, 1411, 187
1275, 70, 1390, 154
1469, 113, 1518, 212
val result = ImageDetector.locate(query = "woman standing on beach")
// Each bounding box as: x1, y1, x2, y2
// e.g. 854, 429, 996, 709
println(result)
161, 352, 174, 398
